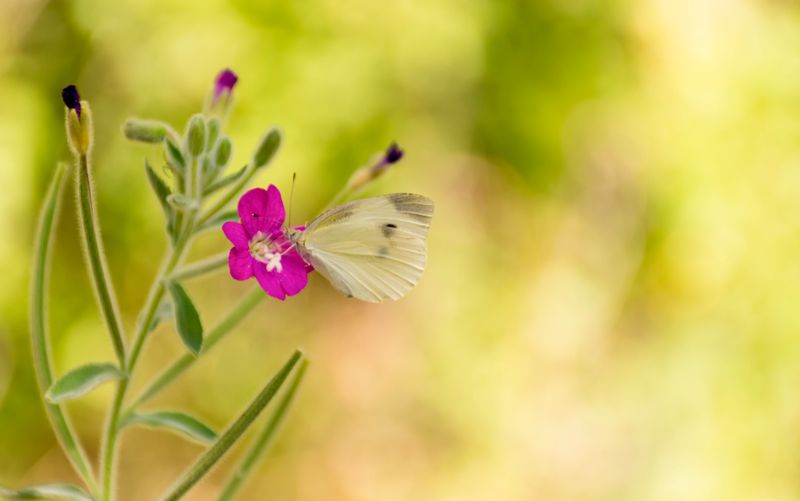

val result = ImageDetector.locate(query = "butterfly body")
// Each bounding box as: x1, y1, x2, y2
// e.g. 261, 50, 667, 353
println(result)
288, 193, 434, 302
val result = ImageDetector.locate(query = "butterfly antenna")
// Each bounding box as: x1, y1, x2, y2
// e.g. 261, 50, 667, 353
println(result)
287, 172, 297, 228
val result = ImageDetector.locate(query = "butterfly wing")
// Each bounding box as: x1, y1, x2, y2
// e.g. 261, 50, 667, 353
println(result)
298, 193, 433, 302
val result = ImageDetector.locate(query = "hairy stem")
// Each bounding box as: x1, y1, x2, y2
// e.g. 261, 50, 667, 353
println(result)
77, 154, 127, 366
170, 252, 228, 282
197, 163, 255, 226
31, 164, 99, 496
161, 351, 303, 501
128, 287, 264, 410
217, 359, 308, 501
100, 221, 196, 500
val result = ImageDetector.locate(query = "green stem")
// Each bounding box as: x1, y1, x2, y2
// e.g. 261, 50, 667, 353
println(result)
77, 154, 127, 366
170, 253, 228, 282
100, 221, 197, 500
128, 287, 264, 410
217, 359, 308, 501
197, 163, 256, 226
161, 351, 303, 501
31, 164, 99, 496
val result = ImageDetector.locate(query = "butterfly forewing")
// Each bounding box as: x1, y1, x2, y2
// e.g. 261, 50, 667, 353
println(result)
298, 194, 433, 302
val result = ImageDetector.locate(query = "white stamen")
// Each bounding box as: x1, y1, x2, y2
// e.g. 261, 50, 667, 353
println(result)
265, 252, 283, 273
249, 232, 285, 273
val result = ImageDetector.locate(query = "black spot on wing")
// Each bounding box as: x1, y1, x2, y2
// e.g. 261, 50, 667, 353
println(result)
382, 223, 398, 238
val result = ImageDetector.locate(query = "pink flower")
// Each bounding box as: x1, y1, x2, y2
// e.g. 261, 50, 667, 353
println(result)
222, 185, 310, 300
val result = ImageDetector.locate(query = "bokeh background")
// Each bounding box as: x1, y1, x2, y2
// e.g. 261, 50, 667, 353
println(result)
2, 0, 800, 499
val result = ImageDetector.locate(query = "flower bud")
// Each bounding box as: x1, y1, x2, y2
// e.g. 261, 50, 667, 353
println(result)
62, 85, 93, 155
205, 117, 220, 151
210, 69, 238, 111
185, 114, 206, 157
252, 127, 282, 168
215, 137, 232, 168
344, 142, 404, 192
123, 118, 168, 143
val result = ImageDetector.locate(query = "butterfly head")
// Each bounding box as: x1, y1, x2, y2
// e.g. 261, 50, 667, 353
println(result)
285, 226, 302, 243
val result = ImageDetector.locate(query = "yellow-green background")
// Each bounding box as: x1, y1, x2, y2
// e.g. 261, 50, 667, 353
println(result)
2, 0, 800, 499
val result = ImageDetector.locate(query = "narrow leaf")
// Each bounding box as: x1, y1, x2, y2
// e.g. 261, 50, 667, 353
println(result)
30, 164, 98, 491
202, 165, 246, 196
0, 483, 93, 500
218, 359, 309, 501
165, 136, 186, 170
45, 363, 125, 404
145, 160, 176, 241
145, 160, 171, 210
166, 193, 198, 212
165, 281, 203, 355
122, 411, 217, 444
161, 350, 302, 501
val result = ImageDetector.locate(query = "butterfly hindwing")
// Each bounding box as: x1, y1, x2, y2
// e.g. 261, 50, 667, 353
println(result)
298, 194, 433, 302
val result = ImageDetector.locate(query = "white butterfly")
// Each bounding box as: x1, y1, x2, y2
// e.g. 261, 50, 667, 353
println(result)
287, 193, 434, 302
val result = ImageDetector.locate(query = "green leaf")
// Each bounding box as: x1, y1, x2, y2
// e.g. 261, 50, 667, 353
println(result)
165, 281, 203, 355
145, 160, 172, 211
202, 165, 246, 196
30, 164, 98, 491
45, 363, 125, 404
145, 160, 176, 242
0, 483, 93, 500
165, 136, 186, 170
194, 210, 238, 234
166, 193, 198, 212
161, 351, 303, 501
218, 359, 309, 501
122, 411, 217, 444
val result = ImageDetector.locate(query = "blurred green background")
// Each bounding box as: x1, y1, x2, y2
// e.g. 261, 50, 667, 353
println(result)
2, 0, 800, 499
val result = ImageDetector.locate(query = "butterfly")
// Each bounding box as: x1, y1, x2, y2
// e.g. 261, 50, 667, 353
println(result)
286, 193, 434, 303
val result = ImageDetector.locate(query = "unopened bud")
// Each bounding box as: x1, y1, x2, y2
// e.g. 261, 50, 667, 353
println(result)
345, 141, 404, 192
252, 127, 282, 168
201, 156, 214, 179
383, 142, 404, 164
215, 137, 232, 167
206, 117, 220, 151
62, 85, 93, 155
210, 69, 238, 111
186, 115, 206, 156
123, 118, 168, 143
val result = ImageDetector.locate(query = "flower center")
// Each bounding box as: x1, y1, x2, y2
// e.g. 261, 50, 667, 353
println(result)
249, 232, 284, 273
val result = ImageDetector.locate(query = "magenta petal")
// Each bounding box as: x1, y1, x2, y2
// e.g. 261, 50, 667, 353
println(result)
238, 186, 285, 236
228, 248, 254, 281
222, 221, 249, 248
254, 262, 286, 300
278, 252, 309, 296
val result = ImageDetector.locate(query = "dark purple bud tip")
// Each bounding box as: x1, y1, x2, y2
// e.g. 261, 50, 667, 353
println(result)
214, 69, 238, 99
61, 85, 81, 118
384, 142, 404, 164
